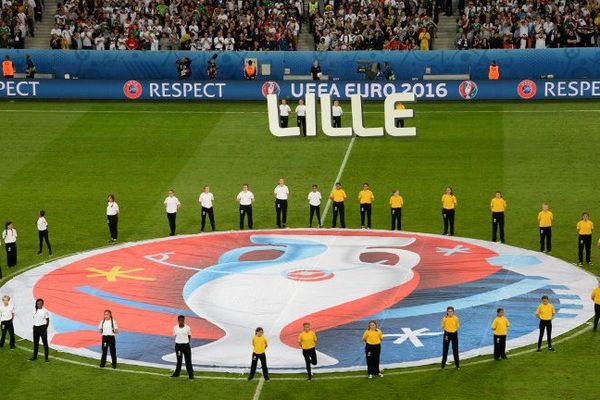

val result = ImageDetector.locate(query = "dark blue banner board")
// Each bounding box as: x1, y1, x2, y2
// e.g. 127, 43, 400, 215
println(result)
1, 78, 600, 101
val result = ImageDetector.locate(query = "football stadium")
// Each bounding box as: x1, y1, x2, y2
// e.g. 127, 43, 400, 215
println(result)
2, 1, 600, 399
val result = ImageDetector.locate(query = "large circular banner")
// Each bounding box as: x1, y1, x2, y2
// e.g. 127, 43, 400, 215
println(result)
2, 230, 595, 372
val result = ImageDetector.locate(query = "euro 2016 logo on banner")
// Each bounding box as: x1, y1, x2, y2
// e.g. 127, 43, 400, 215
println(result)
2, 230, 595, 372
123, 80, 143, 100
458, 80, 478, 100
261, 81, 281, 97
517, 80, 537, 99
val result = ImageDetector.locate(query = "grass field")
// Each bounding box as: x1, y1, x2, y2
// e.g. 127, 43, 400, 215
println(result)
1, 100, 600, 400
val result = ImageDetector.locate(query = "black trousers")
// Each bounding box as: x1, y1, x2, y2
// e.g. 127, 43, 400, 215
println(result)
280, 115, 289, 128
309, 205, 321, 227
297, 116, 306, 136
493, 334, 507, 359
492, 212, 505, 243
249, 352, 269, 379
391, 208, 402, 230
538, 320, 552, 349
579, 234, 592, 263
275, 199, 288, 227
441, 331, 459, 367
360, 203, 372, 228
100, 335, 117, 368
332, 116, 341, 127
240, 205, 253, 229
365, 343, 381, 375
173, 343, 194, 378
442, 208, 455, 235
38, 230, 52, 254
5, 243, 16, 267
167, 212, 177, 236
332, 201, 345, 228
540, 227, 552, 252
302, 347, 317, 376
107, 214, 118, 240
0, 319, 15, 348
201, 207, 215, 231
395, 119, 405, 128
594, 303, 600, 331
32, 325, 49, 360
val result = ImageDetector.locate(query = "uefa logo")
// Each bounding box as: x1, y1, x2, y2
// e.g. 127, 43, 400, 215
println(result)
2, 230, 594, 372
517, 80, 537, 99
123, 80, 143, 100
458, 80, 478, 100
261, 81, 281, 97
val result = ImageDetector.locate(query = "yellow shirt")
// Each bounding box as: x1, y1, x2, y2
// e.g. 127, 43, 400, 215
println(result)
491, 316, 510, 335
538, 210, 553, 228
331, 189, 347, 202
491, 198, 507, 212
362, 329, 383, 345
592, 287, 600, 305
390, 195, 404, 208
298, 330, 317, 349
358, 190, 374, 204
441, 315, 459, 332
442, 194, 457, 209
536, 303, 555, 321
252, 335, 268, 354
577, 220, 594, 235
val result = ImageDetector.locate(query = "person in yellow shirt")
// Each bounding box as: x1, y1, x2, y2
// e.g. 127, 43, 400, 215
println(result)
298, 322, 318, 380
491, 308, 510, 360
536, 295, 555, 352
362, 320, 383, 378
538, 202, 553, 253
248, 327, 269, 381
329, 182, 347, 228
491, 191, 507, 243
389, 189, 404, 230
577, 212, 593, 266
441, 306, 460, 369
441, 187, 457, 236
591, 281, 600, 332
358, 183, 375, 229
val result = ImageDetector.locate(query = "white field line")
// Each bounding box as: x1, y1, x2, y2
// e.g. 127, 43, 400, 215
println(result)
252, 378, 265, 400
320, 136, 356, 224
1, 109, 600, 114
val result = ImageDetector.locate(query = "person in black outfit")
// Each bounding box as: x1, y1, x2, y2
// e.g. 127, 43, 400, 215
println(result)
311, 60, 322, 80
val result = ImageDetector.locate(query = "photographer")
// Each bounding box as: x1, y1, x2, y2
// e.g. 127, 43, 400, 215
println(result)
207, 54, 218, 80
176, 57, 192, 80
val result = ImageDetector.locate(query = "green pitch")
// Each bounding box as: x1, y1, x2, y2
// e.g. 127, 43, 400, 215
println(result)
1, 100, 599, 400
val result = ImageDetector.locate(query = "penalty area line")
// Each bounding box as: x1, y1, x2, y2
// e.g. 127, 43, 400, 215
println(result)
252, 378, 265, 400
321, 136, 356, 223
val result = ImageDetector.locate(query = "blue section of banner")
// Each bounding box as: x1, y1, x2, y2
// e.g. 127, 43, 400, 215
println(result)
2, 78, 600, 101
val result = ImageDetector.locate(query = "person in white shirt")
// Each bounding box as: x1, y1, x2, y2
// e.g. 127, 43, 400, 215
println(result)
279, 98, 292, 128
199, 185, 216, 232
164, 189, 182, 236
99, 309, 118, 368
172, 315, 194, 379
0, 295, 15, 349
30, 298, 49, 362
274, 178, 290, 228
2, 222, 17, 268
295, 99, 307, 136
332, 100, 343, 127
237, 184, 255, 229
307, 184, 322, 228
106, 194, 119, 242
37, 210, 52, 256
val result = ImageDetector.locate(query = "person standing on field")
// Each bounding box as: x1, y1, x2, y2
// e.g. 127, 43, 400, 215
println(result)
248, 327, 269, 381
296, 99, 307, 136
298, 322, 318, 381
164, 190, 182, 236
199, 186, 216, 232
390, 189, 404, 230
0, 295, 15, 349
576, 212, 593, 266
441, 187, 457, 236
536, 295, 555, 352
538, 203, 553, 253
172, 315, 194, 379
491, 308, 509, 360
274, 178, 289, 228
106, 194, 119, 243
491, 191, 506, 243
2, 222, 17, 268
358, 183, 374, 229
98, 310, 118, 369
332, 100, 343, 127
362, 320, 383, 379
308, 184, 322, 228
330, 182, 347, 228
441, 306, 460, 369
237, 184, 255, 230
37, 210, 52, 256
591, 281, 600, 332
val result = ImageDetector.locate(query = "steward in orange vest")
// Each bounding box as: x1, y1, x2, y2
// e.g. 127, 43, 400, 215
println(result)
2, 55, 15, 78
244, 60, 257, 80
488, 60, 499, 80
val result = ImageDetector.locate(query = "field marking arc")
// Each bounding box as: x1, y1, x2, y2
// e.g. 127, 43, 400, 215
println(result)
320, 136, 356, 223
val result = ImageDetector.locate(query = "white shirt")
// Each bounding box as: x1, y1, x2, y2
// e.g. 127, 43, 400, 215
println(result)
106, 201, 119, 216
99, 318, 118, 335
295, 105, 306, 116
37, 217, 48, 231
332, 105, 343, 117
164, 196, 181, 213
308, 191, 322, 206
33, 307, 49, 326
274, 185, 289, 200
0, 304, 14, 321
279, 104, 291, 116
199, 192, 214, 208
237, 191, 255, 205
173, 324, 192, 344
2, 229, 16, 243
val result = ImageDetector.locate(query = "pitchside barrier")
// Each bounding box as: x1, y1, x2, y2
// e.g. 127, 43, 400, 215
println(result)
1, 78, 599, 101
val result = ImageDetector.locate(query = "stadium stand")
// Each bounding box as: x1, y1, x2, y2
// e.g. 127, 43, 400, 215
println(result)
0, 0, 42, 49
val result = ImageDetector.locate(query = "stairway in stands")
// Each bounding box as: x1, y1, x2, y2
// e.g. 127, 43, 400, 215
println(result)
26, 0, 58, 49
297, 0, 315, 50
435, 14, 457, 50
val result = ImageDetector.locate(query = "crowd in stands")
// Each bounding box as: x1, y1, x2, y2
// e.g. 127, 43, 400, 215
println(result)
455, 0, 600, 49
0, 0, 42, 48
